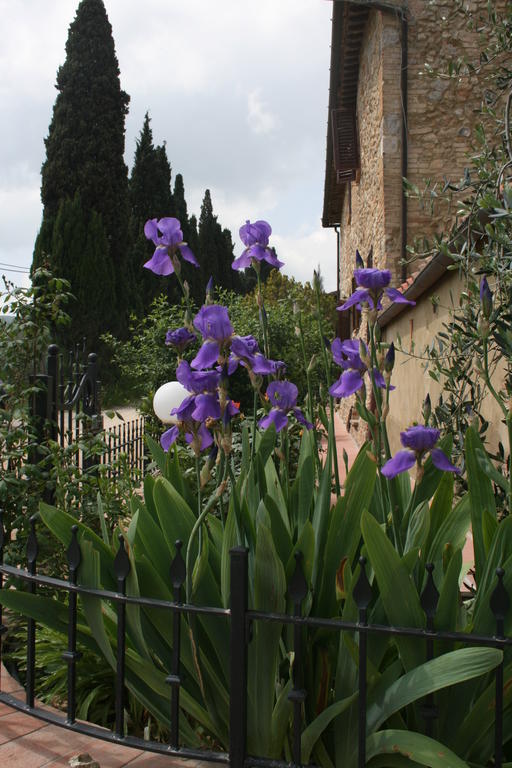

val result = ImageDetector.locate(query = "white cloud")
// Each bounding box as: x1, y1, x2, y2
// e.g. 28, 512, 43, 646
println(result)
0, 0, 334, 291
247, 89, 278, 136
273, 229, 338, 293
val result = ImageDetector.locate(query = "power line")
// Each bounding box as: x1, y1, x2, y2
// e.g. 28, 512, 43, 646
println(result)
0, 262, 30, 273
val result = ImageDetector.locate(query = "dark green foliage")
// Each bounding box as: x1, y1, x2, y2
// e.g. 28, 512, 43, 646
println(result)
44, 194, 116, 346
101, 272, 337, 413
172, 174, 204, 305
128, 112, 175, 313
198, 189, 243, 295
33, 0, 130, 344
0, 272, 71, 559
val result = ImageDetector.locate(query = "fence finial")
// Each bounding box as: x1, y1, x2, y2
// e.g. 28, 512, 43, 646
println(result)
288, 550, 308, 605
353, 556, 372, 610
170, 540, 186, 593
421, 563, 439, 621
113, 534, 131, 585
491, 567, 510, 625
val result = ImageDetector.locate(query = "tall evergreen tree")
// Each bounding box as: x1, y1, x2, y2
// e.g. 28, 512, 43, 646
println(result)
128, 112, 174, 312
33, 0, 130, 344
171, 174, 204, 305
198, 189, 242, 294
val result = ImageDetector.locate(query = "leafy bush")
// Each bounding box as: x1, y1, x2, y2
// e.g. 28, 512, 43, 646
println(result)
102, 270, 336, 413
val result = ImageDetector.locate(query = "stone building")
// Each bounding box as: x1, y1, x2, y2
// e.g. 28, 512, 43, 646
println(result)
322, 0, 506, 452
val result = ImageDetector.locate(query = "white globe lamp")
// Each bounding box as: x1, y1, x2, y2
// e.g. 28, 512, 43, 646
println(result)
153, 381, 189, 424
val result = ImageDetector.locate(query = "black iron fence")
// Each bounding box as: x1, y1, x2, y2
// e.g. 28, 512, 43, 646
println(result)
31, 344, 145, 483
0, 512, 510, 768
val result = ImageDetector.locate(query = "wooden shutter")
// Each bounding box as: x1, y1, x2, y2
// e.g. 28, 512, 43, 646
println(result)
331, 107, 359, 184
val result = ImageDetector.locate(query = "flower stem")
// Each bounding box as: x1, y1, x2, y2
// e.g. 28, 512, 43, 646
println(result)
483, 338, 507, 418
256, 271, 271, 361
185, 457, 227, 603
252, 389, 258, 460
313, 278, 340, 496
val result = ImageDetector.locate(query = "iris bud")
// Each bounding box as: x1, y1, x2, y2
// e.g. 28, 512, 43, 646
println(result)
355, 249, 365, 269
480, 276, 492, 320
384, 342, 395, 373
423, 393, 431, 424
359, 339, 370, 368
205, 276, 214, 304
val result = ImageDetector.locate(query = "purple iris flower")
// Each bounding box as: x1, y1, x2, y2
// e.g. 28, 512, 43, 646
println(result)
229, 335, 285, 376
165, 327, 197, 353
191, 305, 234, 369
259, 381, 313, 433
381, 425, 460, 478
232, 220, 284, 271
337, 267, 415, 312
329, 338, 389, 398
160, 361, 220, 453
144, 217, 199, 276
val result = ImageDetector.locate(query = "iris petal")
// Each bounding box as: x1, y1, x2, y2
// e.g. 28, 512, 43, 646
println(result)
192, 394, 221, 421
144, 219, 159, 242
144, 248, 173, 276
385, 288, 416, 306
259, 409, 289, 433
293, 408, 313, 430
431, 448, 461, 474
337, 289, 370, 311
191, 341, 220, 370
381, 450, 416, 478
232, 253, 253, 270
161, 426, 179, 452
329, 370, 363, 398
179, 244, 199, 266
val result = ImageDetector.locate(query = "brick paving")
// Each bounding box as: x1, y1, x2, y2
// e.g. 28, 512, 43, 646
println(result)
0, 413, 358, 767
0, 666, 207, 767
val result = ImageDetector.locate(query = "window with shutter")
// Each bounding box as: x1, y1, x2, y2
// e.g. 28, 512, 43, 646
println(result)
331, 107, 359, 184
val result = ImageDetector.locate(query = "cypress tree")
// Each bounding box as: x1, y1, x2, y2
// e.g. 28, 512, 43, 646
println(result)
198, 189, 241, 293
171, 174, 204, 305
128, 112, 174, 312
33, 0, 130, 344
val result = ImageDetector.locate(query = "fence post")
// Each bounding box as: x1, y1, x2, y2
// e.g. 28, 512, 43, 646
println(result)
420, 563, 440, 736
46, 345, 59, 443
491, 567, 510, 768
26, 515, 38, 708
63, 525, 82, 724
28, 374, 50, 467
229, 546, 248, 768
288, 551, 308, 767
113, 534, 131, 739
167, 540, 186, 749
353, 556, 372, 768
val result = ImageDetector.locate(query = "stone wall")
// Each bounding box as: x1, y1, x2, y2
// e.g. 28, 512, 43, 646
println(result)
334, 0, 491, 439
405, 0, 482, 245
338, 9, 386, 302
337, 0, 486, 296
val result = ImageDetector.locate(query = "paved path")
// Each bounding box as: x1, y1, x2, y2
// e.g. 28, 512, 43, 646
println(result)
0, 665, 202, 767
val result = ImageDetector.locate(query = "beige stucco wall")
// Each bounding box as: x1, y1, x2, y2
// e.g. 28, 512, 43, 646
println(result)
383, 272, 507, 456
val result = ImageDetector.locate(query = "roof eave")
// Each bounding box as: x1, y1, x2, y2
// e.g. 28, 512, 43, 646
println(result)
377, 250, 455, 328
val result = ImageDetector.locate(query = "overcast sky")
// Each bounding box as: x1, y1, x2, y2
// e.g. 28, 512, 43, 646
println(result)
0, 0, 337, 292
